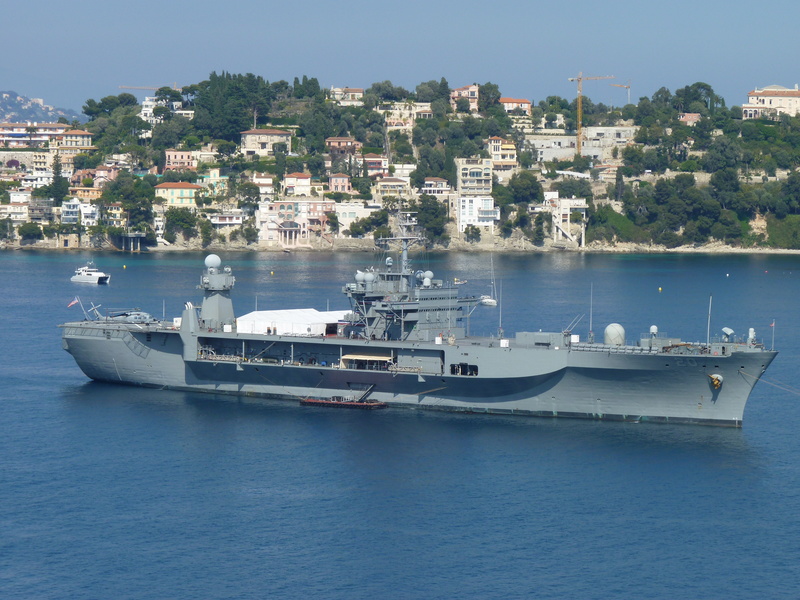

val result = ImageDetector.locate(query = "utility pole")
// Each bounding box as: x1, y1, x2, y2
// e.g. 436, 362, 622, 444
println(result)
568, 72, 614, 156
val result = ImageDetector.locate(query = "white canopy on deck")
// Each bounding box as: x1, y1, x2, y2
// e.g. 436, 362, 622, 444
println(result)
237, 308, 349, 336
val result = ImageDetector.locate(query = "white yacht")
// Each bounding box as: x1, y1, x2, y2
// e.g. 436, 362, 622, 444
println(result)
71, 262, 110, 284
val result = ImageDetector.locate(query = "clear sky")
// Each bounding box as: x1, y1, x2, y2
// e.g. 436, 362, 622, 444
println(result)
3, 0, 796, 114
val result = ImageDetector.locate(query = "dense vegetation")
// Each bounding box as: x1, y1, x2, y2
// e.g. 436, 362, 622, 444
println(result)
71, 74, 800, 248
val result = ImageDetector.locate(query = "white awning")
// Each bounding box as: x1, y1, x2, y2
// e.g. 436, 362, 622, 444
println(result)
341, 354, 392, 361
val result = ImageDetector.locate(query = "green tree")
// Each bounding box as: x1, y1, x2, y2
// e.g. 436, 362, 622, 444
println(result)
18, 222, 43, 241
49, 153, 70, 205
464, 224, 481, 243
165, 207, 198, 239
507, 170, 544, 204
411, 194, 450, 244
478, 82, 501, 112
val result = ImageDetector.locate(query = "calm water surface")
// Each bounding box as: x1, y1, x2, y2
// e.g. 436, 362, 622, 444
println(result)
1, 249, 799, 599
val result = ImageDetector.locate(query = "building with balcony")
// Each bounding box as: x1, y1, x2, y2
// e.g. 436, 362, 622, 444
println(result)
742, 85, 800, 119
536, 191, 588, 247
325, 137, 363, 156
164, 148, 197, 171
419, 177, 452, 197
484, 137, 518, 180
328, 173, 352, 194
60, 198, 98, 227
329, 87, 364, 106
255, 198, 336, 247
454, 157, 498, 232
208, 210, 244, 229
499, 97, 532, 115
283, 172, 312, 196
0, 122, 69, 148
455, 157, 493, 195
154, 181, 204, 210
381, 101, 434, 132
374, 177, 411, 199
240, 129, 292, 157
0, 202, 29, 227
456, 196, 500, 232
360, 153, 389, 178
450, 84, 479, 112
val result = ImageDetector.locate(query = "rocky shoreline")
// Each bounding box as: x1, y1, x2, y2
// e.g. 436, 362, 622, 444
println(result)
4, 235, 800, 255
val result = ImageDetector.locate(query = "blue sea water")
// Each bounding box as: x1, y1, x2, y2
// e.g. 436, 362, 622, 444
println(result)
1, 249, 800, 599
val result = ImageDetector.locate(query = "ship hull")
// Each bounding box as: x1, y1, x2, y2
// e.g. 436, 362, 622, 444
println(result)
61, 324, 776, 427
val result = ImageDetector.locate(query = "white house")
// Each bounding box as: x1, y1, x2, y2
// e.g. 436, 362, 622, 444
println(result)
456, 196, 500, 233
742, 85, 800, 119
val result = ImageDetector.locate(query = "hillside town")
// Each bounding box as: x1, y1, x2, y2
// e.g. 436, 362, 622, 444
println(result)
2, 80, 800, 252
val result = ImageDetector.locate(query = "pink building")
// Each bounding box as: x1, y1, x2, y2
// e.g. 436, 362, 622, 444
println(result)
164, 148, 197, 171
329, 173, 352, 193
325, 137, 363, 156
450, 84, 479, 112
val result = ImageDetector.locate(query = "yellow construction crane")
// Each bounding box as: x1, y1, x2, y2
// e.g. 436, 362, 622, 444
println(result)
610, 80, 631, 105
568, 72, 614, 156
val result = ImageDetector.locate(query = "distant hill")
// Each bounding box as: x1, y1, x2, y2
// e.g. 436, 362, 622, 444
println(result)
0, 91, 84, 124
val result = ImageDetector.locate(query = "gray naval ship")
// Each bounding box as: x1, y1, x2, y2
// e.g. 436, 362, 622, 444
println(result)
60, 215, 777, 427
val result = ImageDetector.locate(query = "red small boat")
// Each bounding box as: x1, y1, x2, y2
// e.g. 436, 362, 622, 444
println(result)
300, 396, 387, 409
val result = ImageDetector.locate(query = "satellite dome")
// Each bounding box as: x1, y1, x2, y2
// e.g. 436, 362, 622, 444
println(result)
355, 271, 365, 283
604, 323, 626, 346
364, 272, 375, 283
424, 270, 434, 280
423, 277, 432, 287
205, 254, 222, 269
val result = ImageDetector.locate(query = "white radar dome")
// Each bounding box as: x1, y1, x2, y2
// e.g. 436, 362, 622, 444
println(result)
355, 271, 365, 283
424, 270, 434, 280
364, 272, 375, 283
604, 323, 626, 346
205, 254, 222, 269
423, 277, 432, 287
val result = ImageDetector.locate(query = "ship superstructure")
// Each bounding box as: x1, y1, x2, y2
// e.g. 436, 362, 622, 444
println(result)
60, 217, 777, 427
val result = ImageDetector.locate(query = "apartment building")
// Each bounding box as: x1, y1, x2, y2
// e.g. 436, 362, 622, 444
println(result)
0, 122, 69, 147
484, 137, 518, 181
454, 157, 499, 233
